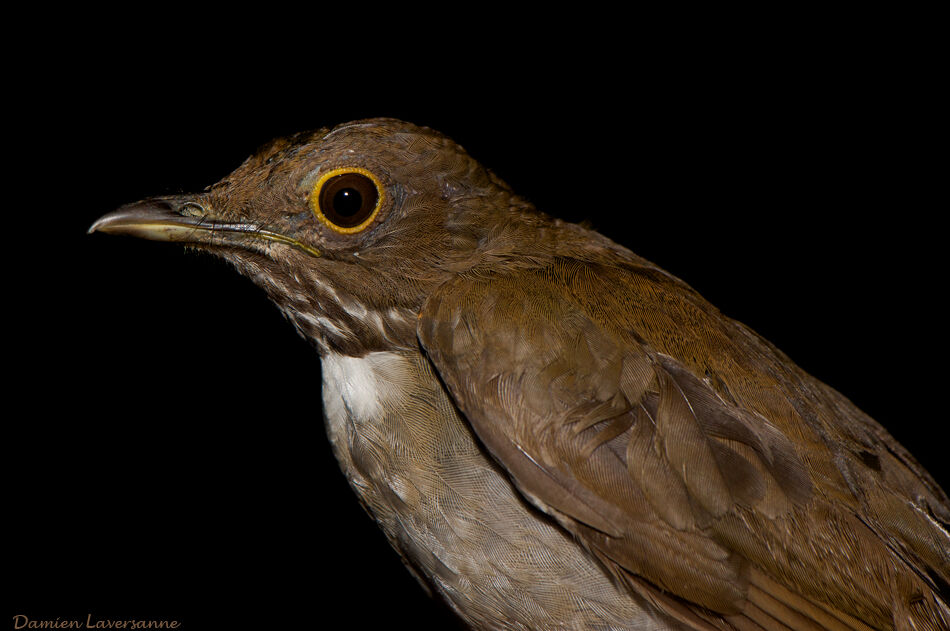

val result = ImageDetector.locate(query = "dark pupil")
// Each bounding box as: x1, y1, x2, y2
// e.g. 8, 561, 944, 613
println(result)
320, 173, 378, 228
333, 188, 362, 217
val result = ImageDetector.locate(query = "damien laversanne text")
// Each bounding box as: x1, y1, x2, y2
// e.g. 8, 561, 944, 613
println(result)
11, 615, 180, 629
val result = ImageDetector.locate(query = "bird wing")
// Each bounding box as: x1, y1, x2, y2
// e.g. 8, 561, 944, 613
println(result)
417, 257, 950, 631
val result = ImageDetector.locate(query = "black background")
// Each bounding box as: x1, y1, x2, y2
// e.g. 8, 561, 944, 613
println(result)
5, 12, 945, 631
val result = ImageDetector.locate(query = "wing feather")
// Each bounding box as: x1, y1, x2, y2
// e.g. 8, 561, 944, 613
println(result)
417, 258, 949, 630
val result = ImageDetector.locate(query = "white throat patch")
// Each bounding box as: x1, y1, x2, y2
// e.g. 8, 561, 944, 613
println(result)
321, 351, 409, 424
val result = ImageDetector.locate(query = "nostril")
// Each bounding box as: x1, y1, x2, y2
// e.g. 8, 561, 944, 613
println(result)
177, 201, 206, 218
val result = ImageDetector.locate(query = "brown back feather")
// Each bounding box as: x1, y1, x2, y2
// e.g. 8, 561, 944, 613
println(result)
418, 256, 950, 630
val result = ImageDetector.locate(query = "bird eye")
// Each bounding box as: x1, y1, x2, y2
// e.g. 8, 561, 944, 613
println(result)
310, 167, 384, 234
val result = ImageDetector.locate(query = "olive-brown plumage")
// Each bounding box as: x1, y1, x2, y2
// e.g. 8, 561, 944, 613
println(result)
90, 119, 949, 630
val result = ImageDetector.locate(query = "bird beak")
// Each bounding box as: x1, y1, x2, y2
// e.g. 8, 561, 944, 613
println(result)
89, 197, 321, 257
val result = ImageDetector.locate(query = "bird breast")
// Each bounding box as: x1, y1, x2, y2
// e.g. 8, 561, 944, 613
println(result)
319, 349, 678, 630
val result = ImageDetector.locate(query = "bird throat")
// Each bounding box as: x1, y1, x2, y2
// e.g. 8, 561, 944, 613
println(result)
218, 249, 419, 356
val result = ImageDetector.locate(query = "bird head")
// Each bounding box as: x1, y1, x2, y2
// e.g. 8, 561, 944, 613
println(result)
90, 118, 548, 356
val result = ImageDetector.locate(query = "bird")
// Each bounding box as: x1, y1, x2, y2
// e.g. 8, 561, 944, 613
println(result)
89, 118, 949, 631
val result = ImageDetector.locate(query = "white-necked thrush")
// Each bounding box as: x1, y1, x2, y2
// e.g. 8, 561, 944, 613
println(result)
90, 119, 950, 631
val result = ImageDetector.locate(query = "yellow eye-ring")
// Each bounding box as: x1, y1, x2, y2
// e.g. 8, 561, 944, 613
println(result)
310, 167, 384, 234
